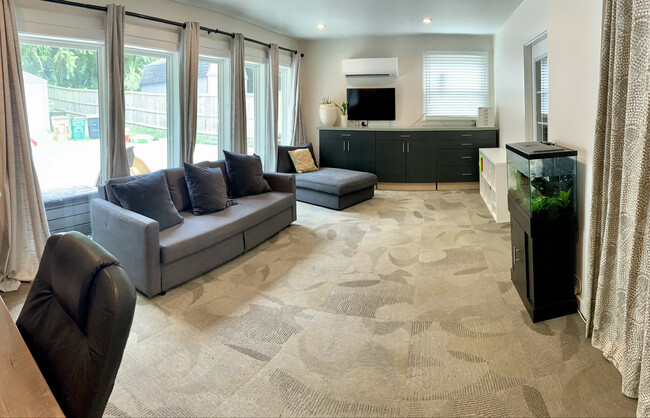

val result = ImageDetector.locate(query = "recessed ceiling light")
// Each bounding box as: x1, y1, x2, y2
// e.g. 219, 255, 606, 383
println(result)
422, 18, 432, 24
317, 23, 326, 30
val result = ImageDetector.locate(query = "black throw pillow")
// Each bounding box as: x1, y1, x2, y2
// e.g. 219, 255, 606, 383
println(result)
223, 151, 272, 198
183, 163, 229, 215
110, 171, 183, 231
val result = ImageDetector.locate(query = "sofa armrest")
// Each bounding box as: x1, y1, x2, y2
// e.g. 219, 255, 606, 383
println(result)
264, 172, 296, 194
90, 199, 161, 297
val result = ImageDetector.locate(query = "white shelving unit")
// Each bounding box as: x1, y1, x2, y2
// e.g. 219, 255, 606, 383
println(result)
479, 148, 509, 223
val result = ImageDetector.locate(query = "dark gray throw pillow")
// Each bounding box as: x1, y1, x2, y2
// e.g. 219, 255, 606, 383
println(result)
223, 151, 272, 198
183, 163, 229, 215
110, 171, 183, 231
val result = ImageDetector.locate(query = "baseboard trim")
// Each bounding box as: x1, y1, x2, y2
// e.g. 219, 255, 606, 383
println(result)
377, 182, 437, 191
436, 182, 479, 190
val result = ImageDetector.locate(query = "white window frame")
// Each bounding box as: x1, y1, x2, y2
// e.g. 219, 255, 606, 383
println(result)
18, 33, 108, 181
245, 61, 266, 155
278, 65, 291, 145
124, 45, 180, 167
197, 54, 229, 160
422, 50, 489, 120
524, 32, 548, 142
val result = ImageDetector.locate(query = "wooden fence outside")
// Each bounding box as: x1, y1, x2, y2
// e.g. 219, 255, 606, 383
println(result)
47, 85, 219, 136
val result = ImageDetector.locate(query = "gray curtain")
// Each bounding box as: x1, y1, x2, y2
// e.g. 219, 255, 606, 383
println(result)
289, 52, 306, 146
230, 33, 247, 155
180, 21, 199, 164
104, 4, 129, 179
0, 0, 49, 292
263, 43, 279, 171
585, 0, 650, 415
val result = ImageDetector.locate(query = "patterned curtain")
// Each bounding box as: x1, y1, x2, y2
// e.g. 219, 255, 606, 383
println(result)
0, 0, 49, 292
585, 0, 650, 415
180, 21, 200, 164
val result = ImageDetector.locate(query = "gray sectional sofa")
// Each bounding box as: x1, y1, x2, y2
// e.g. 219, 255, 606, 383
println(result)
91, 160, 296, 297
277, 143, 377, 210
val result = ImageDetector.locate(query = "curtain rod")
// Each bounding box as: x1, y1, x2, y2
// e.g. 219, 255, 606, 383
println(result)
39, 0, 304, 57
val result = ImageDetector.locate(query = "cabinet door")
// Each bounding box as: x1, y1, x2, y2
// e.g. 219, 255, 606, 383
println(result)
406, 138, 436, 182
510, 218, 529, 307
346, 138, 376, 174
319, 138, 346, 169
376, 140, 405, 182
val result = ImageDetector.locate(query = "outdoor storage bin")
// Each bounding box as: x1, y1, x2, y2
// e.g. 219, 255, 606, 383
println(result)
71, 117, 86, 140
87, 115, 100, 139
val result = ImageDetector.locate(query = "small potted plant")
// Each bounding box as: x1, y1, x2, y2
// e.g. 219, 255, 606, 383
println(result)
319, 97, 338, 127
336, 101, 349, 127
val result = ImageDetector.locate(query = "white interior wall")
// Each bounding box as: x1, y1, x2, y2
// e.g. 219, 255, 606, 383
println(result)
493, 0, 548, 146
299, 34, 494, 158
547, 0, 603, 316
493, 0, 603, 317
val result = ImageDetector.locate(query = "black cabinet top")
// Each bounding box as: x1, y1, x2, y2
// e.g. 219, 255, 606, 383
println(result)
506, 142, 577, 159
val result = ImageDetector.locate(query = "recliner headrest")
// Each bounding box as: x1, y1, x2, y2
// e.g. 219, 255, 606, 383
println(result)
51, 232, 120, 331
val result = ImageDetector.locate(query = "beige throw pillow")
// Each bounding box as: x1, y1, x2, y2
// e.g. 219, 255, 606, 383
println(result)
288, 148, 318, 174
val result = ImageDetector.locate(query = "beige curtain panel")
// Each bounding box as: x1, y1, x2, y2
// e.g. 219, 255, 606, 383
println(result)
585, 0, 650, 415
180, 21, 200, 164
289, 52, 306, 146
230, 33, 247, 155
263, 43, 279, 171
104, 4, 129, 179
0, 0, 49, 292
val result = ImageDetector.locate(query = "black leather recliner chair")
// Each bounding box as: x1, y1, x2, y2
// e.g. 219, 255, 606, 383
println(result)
16, 231, 136, 418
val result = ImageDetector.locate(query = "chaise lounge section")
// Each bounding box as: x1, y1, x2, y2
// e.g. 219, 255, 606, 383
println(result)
91, 160, 296, 297
277, 143, 377, 210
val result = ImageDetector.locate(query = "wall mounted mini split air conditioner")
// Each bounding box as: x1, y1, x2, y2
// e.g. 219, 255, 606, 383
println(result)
341, 58, 398, 78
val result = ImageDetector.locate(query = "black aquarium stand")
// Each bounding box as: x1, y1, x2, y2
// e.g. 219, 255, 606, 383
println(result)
506, 142, 578, 323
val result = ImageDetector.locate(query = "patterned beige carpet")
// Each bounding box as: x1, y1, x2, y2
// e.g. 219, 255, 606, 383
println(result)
3, 190, 637, 417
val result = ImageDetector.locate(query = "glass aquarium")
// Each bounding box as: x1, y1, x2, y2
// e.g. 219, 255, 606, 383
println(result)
506, 142, 577, 218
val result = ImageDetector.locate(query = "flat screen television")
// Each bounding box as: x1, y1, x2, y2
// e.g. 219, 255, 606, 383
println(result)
347, 88, 395, 121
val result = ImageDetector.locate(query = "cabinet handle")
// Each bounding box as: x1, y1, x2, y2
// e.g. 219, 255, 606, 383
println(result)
347, 141, 350, 152
513, 247, 522, 263
407, 142, 410, 153
461, 156, 472, 159
343, 142, 346, 152
400, 134, 411, 138
402, 142, 405, 153
461, 173, 472, 176
461, 143, 472, 146
461, 134, 472, 137
341, 134, 351, 137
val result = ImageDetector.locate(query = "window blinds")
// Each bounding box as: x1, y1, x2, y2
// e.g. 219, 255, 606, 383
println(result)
423, 52, 488, 118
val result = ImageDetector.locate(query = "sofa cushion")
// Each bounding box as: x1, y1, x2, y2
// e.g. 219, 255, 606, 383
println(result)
277, 143, 318, 173
296, 167, 378, 196
110, 171, 183, 231
223, 151, 271, 198
235, 192, 295, 222
288, 148, 318, 174
165, 161, 211, 212
183, 163, 229, 215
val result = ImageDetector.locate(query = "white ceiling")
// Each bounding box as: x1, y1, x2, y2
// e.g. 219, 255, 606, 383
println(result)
173, 0, 524, 40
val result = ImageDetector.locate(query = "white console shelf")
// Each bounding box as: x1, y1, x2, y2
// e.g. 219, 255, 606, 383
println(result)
479, 148, 509, 223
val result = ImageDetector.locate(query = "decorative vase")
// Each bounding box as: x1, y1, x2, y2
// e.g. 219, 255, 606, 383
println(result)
319, 104, 337, 127
340, 115, 348, 127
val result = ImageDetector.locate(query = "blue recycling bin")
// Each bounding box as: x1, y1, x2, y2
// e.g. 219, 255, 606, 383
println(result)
87, 114, 100, 139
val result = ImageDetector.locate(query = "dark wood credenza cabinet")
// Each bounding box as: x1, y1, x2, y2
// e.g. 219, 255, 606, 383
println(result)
319, 128, 498, 183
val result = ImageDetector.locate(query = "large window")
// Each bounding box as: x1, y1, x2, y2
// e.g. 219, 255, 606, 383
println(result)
534, 56, 548, 142
194, 56, 227, 162
525, 33, 549, 142
124, 47, 177, 172
19, 36, 102, 199
423, 51, 488, 118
